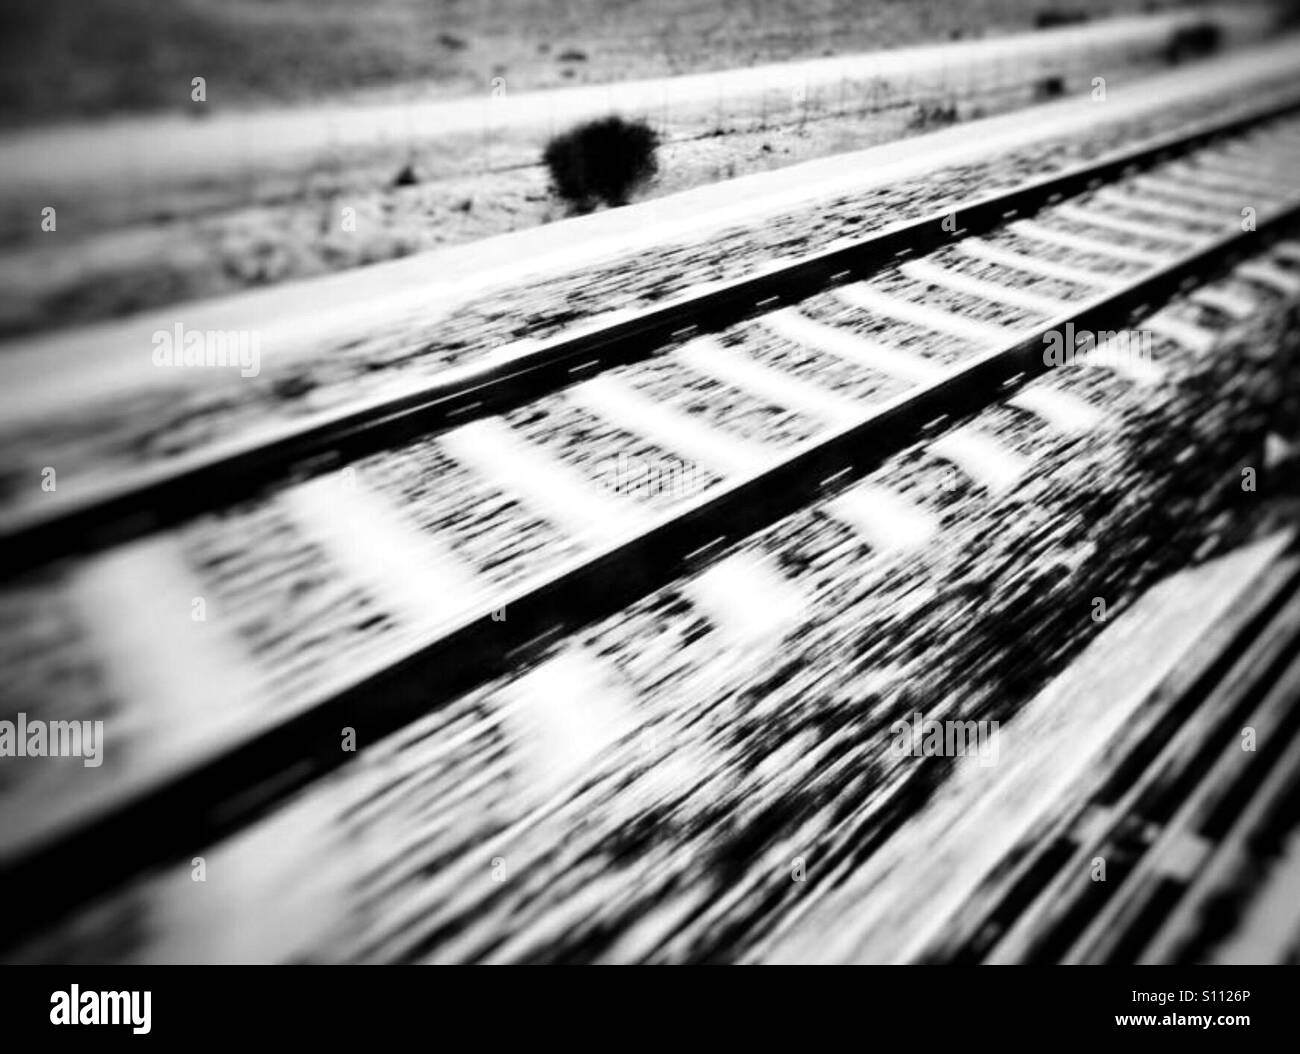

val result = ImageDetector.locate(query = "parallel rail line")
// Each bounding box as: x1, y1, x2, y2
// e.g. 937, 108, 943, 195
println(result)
946, 555, 1300, 964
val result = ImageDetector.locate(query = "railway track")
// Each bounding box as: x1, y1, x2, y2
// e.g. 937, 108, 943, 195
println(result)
3, 94, 1300, 955
7, 94, 1300, 571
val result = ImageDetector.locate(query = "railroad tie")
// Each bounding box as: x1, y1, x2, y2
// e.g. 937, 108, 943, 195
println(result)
760, 307, 946, 385
927, 429, 1030, 495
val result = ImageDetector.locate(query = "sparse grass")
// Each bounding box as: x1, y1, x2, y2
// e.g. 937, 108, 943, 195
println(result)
908, 100, 960, 132
1163, 21, 1223, 65
1034, 75, 1066, 100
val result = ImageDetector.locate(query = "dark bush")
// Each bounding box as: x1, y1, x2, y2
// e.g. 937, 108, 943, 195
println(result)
542, 116, 659, 211
1163, 21, 1222, 64
1034, 9, 1090, 29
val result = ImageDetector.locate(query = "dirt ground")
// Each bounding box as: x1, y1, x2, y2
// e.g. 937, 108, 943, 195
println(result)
0, 27, 1244, 336
0, 0, 1202, 127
